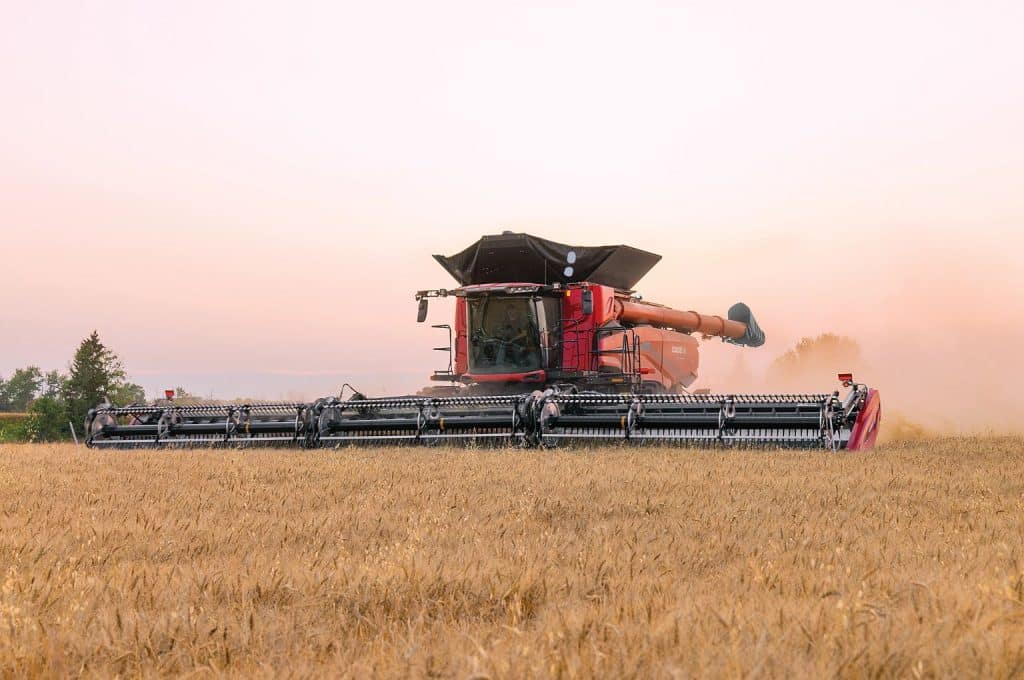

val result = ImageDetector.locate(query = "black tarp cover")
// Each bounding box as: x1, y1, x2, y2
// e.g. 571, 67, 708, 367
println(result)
433, 233, 662, 290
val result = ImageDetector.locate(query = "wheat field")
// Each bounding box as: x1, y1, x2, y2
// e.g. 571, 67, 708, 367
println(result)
1, 438, 1022, 678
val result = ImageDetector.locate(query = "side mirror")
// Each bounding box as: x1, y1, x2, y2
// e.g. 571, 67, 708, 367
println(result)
581, 289, 594, 315
417, 298, 429, 323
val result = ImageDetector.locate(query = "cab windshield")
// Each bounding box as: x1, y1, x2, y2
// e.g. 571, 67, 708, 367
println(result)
468, 296, 548, 373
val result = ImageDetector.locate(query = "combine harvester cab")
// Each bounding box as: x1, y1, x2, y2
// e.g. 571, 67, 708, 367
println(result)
85, 233, 881, 450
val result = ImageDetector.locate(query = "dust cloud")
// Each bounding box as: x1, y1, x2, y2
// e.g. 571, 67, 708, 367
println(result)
709, 331, 1023, 438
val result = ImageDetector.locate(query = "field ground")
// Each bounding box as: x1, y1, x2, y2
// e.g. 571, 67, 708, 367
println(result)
1, 438, 1023, 678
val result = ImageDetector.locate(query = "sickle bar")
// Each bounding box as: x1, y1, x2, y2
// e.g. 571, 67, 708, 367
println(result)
85, 402, 312, 449
86, 384, 878, 450
316, 395, 528, 446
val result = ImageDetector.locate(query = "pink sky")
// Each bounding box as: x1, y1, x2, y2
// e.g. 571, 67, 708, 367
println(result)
1, 1, 1022, 428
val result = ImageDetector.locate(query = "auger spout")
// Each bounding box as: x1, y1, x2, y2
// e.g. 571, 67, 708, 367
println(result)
613, 300, 760, 344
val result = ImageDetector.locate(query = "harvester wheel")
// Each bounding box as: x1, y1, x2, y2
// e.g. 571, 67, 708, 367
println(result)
89, 412, 117, 440
641, 381, 667, 395
538, 400, 560, 448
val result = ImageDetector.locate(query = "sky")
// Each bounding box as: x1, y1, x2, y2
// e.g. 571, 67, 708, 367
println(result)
1, 0, 1022, 429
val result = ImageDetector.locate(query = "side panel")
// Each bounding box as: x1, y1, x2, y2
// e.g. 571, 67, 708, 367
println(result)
635, 328, 700, 389
559, 285, 616, 372
596, 327, 700, 390
454, 297, 468, 376
846, 388, 881, 451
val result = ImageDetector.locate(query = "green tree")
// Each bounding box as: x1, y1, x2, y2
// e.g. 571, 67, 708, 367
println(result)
24, 396, 69, 442
41, 370, 65, 399
0, 366, 43, 411
111, 381, 146, 405
61, 331, 141, 429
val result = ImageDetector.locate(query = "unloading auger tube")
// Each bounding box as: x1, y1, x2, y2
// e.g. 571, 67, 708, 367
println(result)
85, 378, 881, 451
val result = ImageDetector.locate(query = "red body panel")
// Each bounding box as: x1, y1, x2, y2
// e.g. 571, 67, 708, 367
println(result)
560, 285, 616, 372
454, 296, 469, 376
846, 388, 882, 451
597, 327, 699, 390
466, 370, 547, 384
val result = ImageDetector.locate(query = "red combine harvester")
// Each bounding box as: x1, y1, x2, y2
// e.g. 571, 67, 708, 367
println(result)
86, 233, 881, 450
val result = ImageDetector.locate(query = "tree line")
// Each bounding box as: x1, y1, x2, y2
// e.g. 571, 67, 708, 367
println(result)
0, 331, 144, 442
